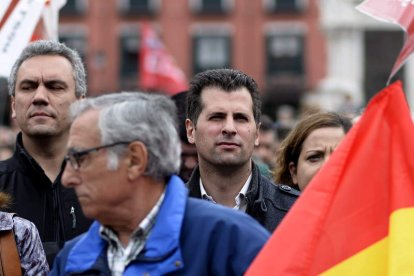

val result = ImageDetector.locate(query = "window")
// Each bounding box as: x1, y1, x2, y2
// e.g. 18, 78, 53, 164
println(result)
265, 24, 305, 89
192, 25, 232, 74
190, 0, 234, 14
119, 32, 140, 90
267, 34, 304, 75
263, 0, 307, 13
60, 0, 87, 15
59, 29, 87, 62
118, 0, 159, 15
193, 36, 231, 74
364, 30, 404, 102
193, 35, 231, 74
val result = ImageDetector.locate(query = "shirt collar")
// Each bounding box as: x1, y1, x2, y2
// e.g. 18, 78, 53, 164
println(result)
99, 190, 166, 248
199, 174, 252, 211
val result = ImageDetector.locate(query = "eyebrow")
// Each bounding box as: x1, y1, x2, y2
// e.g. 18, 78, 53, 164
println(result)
19, 79, 68, 87
208, 111, 226, 116
234, 112, 249, 117
44, 79, 68, 87
207, 111, 250, 116
19, 79, 38, 86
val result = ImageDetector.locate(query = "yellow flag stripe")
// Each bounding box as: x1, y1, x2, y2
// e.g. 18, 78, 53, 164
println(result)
320, 207, 414, 276
388, 207, 414, 276
320, 237, 388, 275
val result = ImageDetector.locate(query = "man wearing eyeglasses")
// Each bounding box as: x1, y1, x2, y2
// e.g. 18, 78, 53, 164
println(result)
50, 92, 269, 275
0, 40, 92, 266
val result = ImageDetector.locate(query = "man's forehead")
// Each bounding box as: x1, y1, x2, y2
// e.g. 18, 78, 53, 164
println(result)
200, 88, 254, 111
17, 55, 73, 78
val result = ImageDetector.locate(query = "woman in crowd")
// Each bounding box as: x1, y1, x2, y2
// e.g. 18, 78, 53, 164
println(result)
0, 192, 49, 275
274, 112, 352, 191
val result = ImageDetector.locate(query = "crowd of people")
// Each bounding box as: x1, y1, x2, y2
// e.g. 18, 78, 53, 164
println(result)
0, 40, 360, 275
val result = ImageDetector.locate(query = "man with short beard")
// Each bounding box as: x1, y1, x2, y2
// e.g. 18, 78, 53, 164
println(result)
186, 69, 299, 232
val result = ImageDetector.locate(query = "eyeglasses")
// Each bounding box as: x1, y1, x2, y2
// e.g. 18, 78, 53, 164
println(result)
65, 141, 131, 171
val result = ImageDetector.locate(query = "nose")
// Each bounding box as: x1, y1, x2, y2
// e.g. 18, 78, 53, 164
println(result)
62, 163, 80, 188
222, 117, 237, 136
32, 85, 49, 105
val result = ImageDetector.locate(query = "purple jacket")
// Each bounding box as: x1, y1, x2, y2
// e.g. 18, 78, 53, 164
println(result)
0, 212, 49, 275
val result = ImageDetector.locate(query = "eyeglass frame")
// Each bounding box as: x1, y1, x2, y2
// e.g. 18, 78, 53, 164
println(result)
65, 141, 132, 171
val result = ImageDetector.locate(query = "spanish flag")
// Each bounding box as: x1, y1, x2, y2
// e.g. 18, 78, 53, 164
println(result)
246, 81, 414, 275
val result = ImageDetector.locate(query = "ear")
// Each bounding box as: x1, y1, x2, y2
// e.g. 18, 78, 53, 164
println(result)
126, 141, 148, 181
11, 97, 16, 119
185, 119, 196, 145
289, 161, 298, 185
254, 122, 260, 147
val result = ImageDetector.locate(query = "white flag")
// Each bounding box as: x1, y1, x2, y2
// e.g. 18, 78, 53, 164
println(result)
0, 0, 12, 23
0, 0, 45, 78
43, 0, 67, 41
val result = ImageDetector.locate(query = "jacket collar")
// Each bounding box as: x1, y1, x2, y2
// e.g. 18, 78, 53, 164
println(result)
13, 133, 40, 171
187, 165, 202, 198
12, 132, 64, 186
65, 175, 187, 274
186, 162, 266, 214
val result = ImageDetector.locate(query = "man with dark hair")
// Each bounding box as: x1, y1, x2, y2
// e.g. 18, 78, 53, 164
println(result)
254, 114, 279, 170
186, 68, 299, 232
171, 91, 198, 182
0, 40, 92, 265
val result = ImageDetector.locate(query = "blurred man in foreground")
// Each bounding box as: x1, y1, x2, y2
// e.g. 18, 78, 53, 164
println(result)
51, 92, 269, 275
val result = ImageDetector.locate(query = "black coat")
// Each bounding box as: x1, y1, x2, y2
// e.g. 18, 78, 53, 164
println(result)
186, 162, 300, 232
0, 133, 92, 266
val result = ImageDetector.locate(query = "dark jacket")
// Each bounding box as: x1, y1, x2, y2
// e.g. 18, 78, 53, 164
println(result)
50, 175, 270, 276
0, 133, 92, 266
187, 162, 300, 232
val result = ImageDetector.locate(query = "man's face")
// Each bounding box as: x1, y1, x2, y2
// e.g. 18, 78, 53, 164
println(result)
62, 110, 129, 221
186, 87, 259, 168
12, 55, 79, 138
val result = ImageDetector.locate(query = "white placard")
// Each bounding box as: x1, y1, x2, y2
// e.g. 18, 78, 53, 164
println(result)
0, 0, 45, 78
0, 0, 12, 23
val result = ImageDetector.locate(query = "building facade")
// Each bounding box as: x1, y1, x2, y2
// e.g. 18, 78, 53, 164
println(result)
58, 0, 326, 117
4, 0, 408, 120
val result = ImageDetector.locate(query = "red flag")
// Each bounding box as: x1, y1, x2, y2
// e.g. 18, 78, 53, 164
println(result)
246, 81, 414, 275
139, 23, 188, 95
357, 0, 414, 81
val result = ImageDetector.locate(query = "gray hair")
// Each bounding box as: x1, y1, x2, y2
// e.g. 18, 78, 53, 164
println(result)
8, 40, 87, 97
70, 92, 181, 180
